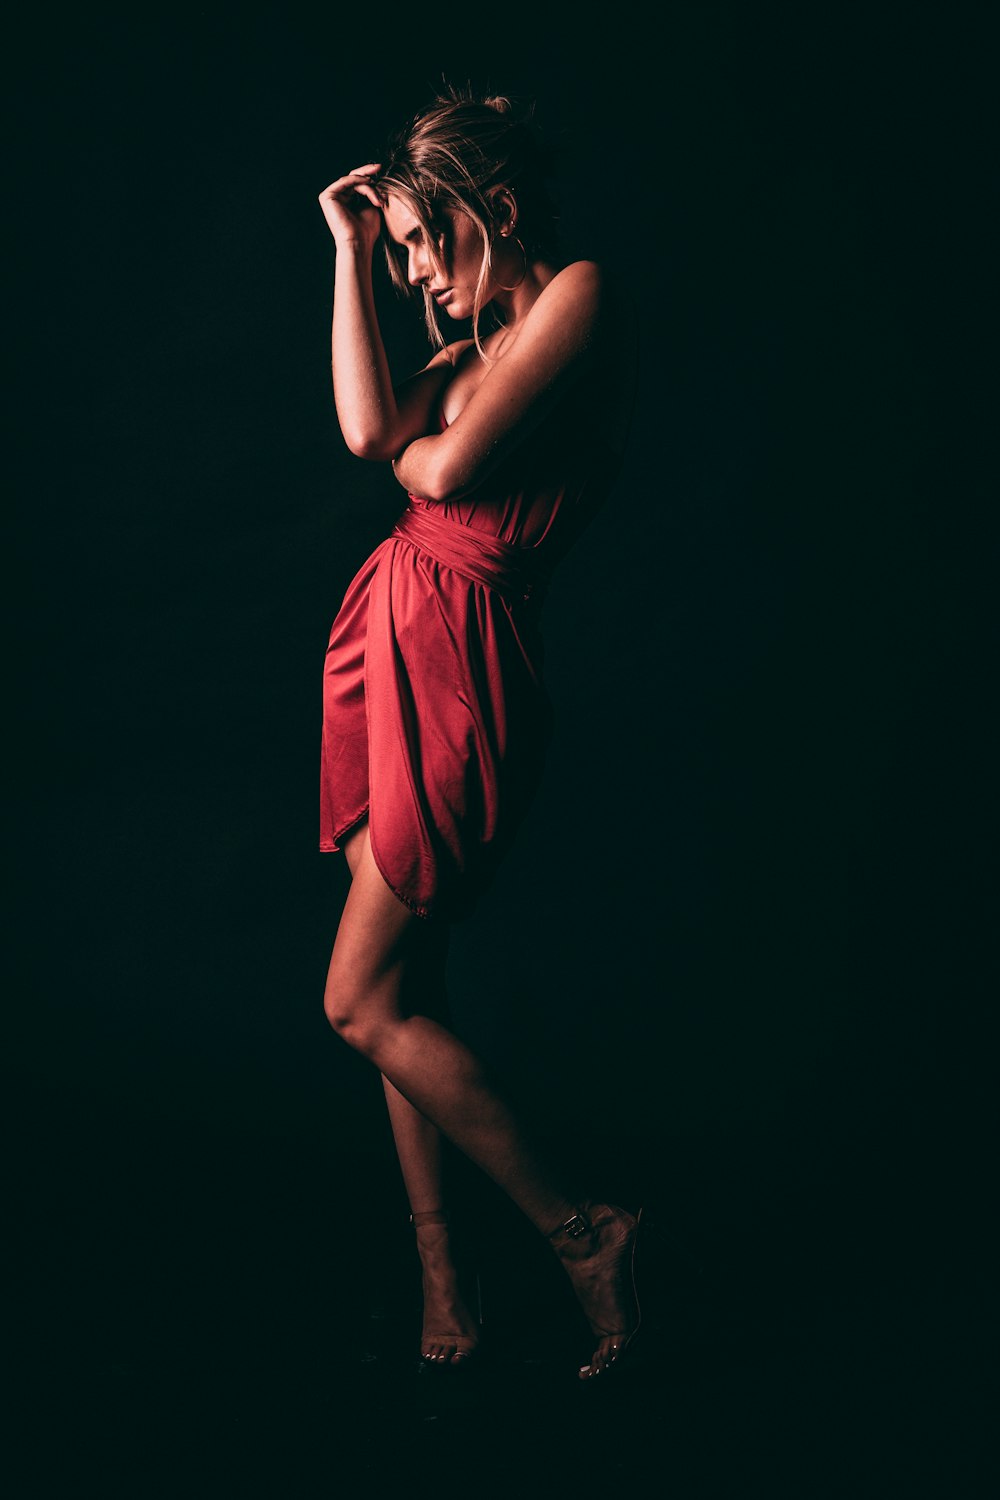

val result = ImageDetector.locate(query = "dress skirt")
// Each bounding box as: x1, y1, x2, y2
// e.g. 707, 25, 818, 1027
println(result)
320, 500, 553, 921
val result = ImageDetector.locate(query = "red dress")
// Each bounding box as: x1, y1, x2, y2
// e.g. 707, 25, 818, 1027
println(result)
320, 391, 622, 921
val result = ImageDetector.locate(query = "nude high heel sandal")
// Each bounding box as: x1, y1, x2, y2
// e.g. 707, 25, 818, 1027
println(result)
410, 1208, 484, 1369
547, 1203, 644, 1380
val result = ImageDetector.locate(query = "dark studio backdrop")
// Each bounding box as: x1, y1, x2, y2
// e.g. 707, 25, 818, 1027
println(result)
12, 2, 994, 1488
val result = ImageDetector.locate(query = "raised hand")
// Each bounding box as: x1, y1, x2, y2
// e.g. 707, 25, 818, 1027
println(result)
318, 164, 384, 253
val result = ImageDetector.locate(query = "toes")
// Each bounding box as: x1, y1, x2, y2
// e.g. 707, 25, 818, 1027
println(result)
422, 1341, 459, 1363
579, 1339, 619, 1378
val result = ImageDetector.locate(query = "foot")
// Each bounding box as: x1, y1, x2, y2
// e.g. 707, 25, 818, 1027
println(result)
548, 1202, 642, 1379
411, 1211, 481, 1367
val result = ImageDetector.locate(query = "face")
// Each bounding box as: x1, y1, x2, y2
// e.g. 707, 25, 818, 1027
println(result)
382, 193, 488, 319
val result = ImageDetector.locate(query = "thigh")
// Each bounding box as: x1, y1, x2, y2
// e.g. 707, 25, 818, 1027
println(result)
341, 815, 369, 879
330, 823, 449, 1012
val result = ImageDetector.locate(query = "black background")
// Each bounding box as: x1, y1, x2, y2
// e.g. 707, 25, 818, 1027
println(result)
12, 3, 995, 1491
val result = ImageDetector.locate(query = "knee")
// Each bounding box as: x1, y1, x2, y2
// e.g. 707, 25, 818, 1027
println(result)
323, 968, 384, 1057
323, 972, 364, 1044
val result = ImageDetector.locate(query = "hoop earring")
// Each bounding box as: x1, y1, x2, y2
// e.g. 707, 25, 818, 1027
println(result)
488, 234, 527, 292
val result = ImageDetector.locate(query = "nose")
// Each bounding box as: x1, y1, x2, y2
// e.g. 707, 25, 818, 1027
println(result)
407, 243, 430, 287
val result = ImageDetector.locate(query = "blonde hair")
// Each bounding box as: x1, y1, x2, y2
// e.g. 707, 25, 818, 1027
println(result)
373, 84, 561, 362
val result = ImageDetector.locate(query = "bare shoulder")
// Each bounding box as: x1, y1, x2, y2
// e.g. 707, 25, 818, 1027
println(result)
526, 260, 627, 345
531, 261, 635, 442
536, 259, 606, 312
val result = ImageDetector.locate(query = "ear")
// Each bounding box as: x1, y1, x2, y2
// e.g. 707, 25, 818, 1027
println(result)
488, 187, 519, 234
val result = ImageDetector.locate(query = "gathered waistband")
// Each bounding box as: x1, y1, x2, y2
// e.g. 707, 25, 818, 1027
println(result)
390, 501, 548, 605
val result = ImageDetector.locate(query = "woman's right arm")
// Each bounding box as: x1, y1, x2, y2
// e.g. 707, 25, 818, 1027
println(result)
318, 166, 453, 461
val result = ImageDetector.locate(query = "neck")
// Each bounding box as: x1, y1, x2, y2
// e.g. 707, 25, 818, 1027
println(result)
491, 256, 563, 327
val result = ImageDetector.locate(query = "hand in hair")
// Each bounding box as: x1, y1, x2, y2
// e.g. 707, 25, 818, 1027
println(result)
318, 164, 384, 253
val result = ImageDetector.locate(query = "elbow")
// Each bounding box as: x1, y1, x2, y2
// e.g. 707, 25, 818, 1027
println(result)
405, 458, 457, 504
419, 455, 477, 504
344, 432, 396, 462
418, 478, 466, 505
416, 478, 452, 504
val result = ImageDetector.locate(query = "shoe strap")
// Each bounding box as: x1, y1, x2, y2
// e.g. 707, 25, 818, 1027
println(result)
410, 1208, 450, 1227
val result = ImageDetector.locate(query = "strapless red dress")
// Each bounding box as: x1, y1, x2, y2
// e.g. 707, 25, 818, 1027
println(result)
320, 395, 622, 921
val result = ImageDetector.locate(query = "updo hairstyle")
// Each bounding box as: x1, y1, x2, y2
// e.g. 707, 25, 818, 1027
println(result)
373, 84, 561, 359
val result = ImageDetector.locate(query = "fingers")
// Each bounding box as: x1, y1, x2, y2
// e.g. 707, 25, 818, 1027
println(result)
316, 162, 386, 246
319, 164, 381, 193
318, 173, 372, 200
317, 167, 384, 209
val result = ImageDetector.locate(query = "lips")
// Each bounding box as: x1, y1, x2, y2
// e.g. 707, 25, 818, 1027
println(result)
431, 288, 453, 306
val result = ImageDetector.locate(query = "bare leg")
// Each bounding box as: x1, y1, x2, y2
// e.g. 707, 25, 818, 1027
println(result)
380, 995, 483, 1364
383, 1078, 482, 1364
328, 825, 577, 1233
380, 1073, 447, 1212
328, 823, 640, 1376
342, 824, 480, 1363
343, 821, 454, 1216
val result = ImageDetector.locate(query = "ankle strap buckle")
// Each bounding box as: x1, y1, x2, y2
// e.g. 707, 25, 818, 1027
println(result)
552, 1212, 590, 1240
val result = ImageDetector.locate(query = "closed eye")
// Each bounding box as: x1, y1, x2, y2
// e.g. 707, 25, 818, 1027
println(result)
387, 227, 424, 249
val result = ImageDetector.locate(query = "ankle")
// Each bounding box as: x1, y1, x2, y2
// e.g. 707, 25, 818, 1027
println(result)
546, 1202, 633, 1261
410, 1208, 449, 1228
545, 1199, 617, 1240
411, 1211, 454, 1258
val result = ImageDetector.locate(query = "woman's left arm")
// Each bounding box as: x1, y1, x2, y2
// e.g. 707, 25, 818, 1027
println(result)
392, 261, 607, 503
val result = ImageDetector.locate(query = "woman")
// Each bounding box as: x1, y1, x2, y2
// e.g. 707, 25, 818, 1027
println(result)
317, 88, 639, 1380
